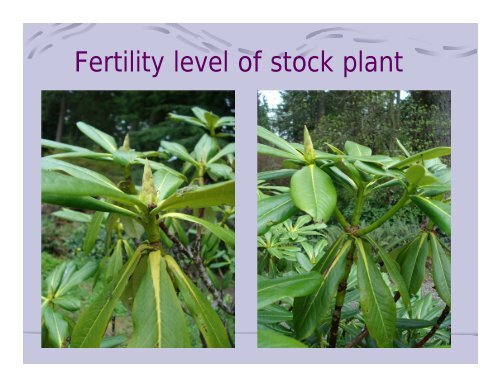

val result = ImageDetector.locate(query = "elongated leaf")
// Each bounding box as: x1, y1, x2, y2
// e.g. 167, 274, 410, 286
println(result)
105, 240, 124, 283
56, 261, 98, 297
153, 170, 185, 201
258, 193, 298, 235
77, 121, 117, 153
42, 138, 92, 153
356, 238, 396, 348
83, 212, 105, 254
46, 262, 70, 294
43, 194, 139, 218
161, 141, 198, 165
169, 112, 206, 128
258, 126, 304, 159
293, 237, 351, 340
42, 170, 144, 208
165, 255, 231, 347
208, 143, 235, 164
365, 236, 411, 312
392, 147, 451, 168
257, 143, 301, 160
53, 296, 80, 311
345, 141, 372, 156
154, 180, 234, 213
258, 330, 307, 348
258, 305, 293, 324
257, 169, 296, 181
429, 233, 451, 306
129, 251, 191, 347
112, 149, 139, 166
396, 318, 437, 329
400, 234, 429, 295
100, 334, 127, 348
290, 164, 337, 223
42, 158, 120, 192
405, 165, 426, 186
163, 212, 234, 247
42, 307, 68, 348
52, 209, 91, 223
258, 272, 323, 310
71, 245, 150, 347
194, 133, 218, 161
411, 196, 451, 236
207, 163, 234, 180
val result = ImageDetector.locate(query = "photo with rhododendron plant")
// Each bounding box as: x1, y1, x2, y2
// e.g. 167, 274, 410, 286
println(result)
41, 91, 235, 348
257, 90, 451, 348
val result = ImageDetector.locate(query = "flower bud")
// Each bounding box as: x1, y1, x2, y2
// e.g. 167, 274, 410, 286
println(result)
140, 161, 157, 206
303, 126, 316, 163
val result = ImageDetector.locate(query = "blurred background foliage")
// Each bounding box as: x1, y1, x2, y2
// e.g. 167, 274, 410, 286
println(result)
42, 90, 235, 151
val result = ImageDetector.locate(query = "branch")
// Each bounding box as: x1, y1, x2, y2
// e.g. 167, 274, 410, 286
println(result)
159, 220, 235, 315
414, 305, 450, 348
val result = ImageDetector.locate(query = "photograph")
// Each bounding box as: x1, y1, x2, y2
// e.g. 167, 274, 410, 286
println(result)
257, 90, 451, 348
41, 90, 235, 348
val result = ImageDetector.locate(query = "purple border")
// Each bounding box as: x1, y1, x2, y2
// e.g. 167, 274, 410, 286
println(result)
24, 23, 477, 363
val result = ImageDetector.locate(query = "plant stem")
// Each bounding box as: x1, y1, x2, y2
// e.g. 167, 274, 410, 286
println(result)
328, 246, 355, 347
351, 184, 365, 226
334, 208, 350, 230
414, 305, 450, 348
356, 192, 410, 236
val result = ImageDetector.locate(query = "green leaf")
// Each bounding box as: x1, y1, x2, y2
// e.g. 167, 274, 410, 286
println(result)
52, 209, 92, 223
257, 169, 296, 181
42, 194, 140, 218
290, 164, 337, 223
396, 139, 411, 157
105, 240, 124, 283
169, 112, 206, 128
258, 193, 298, 235
77, 121, 117, 153
161, 141, 198, 165
293, 237, 351, 340
257, 143, 302, 160
365, 237, 411, 312
405, 165, 426, 186
100, 334, 127, 348
83, 212, 105, 255
400, 234, 429, 295
154, 180, 234, 214
258, 305, 293, 324
165, 255, 231, 347
206, 163, 234, 180
258, 126, 304, 159
71, 245, 150, 347
42, 158, 120, 192
153, 170, 185, 201
112, 149, 139, 166
56, 261, 98, 297
411, 196, 451, 236
42, 307, 68, 348
355, 238, 396, 348
162, 212, 234, 247
42, 139, 92, 153
258, 329, 307, 348
345, 141, 372, 156
194, 133, 219, 161
42, 170, 144, 209
208, 143, 235, 164
429, 233, 451, 306
128, 251, 191, 347
392, 147, 451, 168
119, 215, 144, 239
257, 272, 323, 310
53, 296, 80, 311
